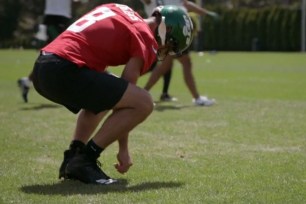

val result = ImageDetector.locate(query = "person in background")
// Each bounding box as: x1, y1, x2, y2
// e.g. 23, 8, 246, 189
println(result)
141, 0, 175, 101
17, 0, 87, 103
31, 4, 193, 184
141, 0, 218, 106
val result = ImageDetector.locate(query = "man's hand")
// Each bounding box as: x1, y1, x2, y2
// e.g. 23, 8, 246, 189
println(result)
114, 152, 133, 174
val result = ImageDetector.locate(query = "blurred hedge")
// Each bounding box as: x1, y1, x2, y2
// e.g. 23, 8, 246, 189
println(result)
0, 4, 302, 51
200, 6, 301, 51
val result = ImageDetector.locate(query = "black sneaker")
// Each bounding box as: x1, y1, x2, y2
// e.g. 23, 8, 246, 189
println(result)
65, 154, 117, 185
58, 149, 78, 179
160, 93, 177, 102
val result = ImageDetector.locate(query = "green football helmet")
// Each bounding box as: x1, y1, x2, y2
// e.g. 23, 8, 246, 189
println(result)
153, 5, 194, 58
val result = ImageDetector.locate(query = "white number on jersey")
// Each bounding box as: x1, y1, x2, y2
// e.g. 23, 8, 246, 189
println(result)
67, 7, 116, 32
115, 4, 142, 21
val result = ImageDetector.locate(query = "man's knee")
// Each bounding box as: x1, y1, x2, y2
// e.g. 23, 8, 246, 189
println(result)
115, 84, 154, 115
136, 90, 154, 116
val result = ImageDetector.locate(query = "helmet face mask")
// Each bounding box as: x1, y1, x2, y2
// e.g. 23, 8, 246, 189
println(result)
166, 36, 179, 55
156, 44, 171, 61
154, 5, 194, 58
155, 22, 179, 60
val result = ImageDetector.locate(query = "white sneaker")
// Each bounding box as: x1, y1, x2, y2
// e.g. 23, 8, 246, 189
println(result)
17, 77, 32, 103
193, 96, 215, 106
34, 24, 48, 41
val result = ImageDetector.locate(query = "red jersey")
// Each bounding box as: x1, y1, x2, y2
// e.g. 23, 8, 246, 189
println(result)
42, 4, 158, 75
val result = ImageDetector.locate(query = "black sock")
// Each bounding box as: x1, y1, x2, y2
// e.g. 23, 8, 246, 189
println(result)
85, 139, 104, 160
162, 68, 172, 94
69, 140, 85, 152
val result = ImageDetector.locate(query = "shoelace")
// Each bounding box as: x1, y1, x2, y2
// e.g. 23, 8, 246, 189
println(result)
96, 160, 102, 168
94, 160, 110, 179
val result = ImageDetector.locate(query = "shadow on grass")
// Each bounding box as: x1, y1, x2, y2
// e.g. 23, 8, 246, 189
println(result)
19, 102, 193, 112
19, 179, 184, 195
20, 103, 61, 111
154, 102, 193, 112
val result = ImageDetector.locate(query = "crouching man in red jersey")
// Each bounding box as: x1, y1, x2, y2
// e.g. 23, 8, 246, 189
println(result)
31, 3, 193, 185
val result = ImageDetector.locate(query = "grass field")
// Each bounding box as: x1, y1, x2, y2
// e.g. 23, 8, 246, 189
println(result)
0, 49, 305, 204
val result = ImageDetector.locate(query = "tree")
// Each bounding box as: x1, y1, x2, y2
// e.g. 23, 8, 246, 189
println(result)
203, 0, 301, 8
0, 0, 21, 44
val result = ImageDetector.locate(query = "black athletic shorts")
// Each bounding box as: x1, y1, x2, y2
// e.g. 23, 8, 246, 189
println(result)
32, 53, 128, 114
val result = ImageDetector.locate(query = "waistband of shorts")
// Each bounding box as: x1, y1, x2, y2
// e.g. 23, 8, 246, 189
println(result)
37, 51, 63, 63
37, 51, 77, 68
41, 50, 54, 56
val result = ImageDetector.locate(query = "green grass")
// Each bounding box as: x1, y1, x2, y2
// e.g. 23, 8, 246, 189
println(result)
0, 50, 305, 204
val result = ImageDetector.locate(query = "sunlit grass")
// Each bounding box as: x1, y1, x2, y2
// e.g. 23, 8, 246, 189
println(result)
0, 50, 305, 203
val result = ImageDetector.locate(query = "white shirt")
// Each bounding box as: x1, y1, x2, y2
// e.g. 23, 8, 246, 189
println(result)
163, 0, 184, 6
141, 0, 158, 17
44, 0, 72, 18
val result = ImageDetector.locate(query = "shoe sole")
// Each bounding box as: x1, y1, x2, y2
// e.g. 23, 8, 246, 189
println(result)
66, 162, 117, 185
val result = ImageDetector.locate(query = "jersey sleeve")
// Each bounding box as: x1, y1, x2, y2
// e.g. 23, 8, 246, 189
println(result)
129, 24, 157, 75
